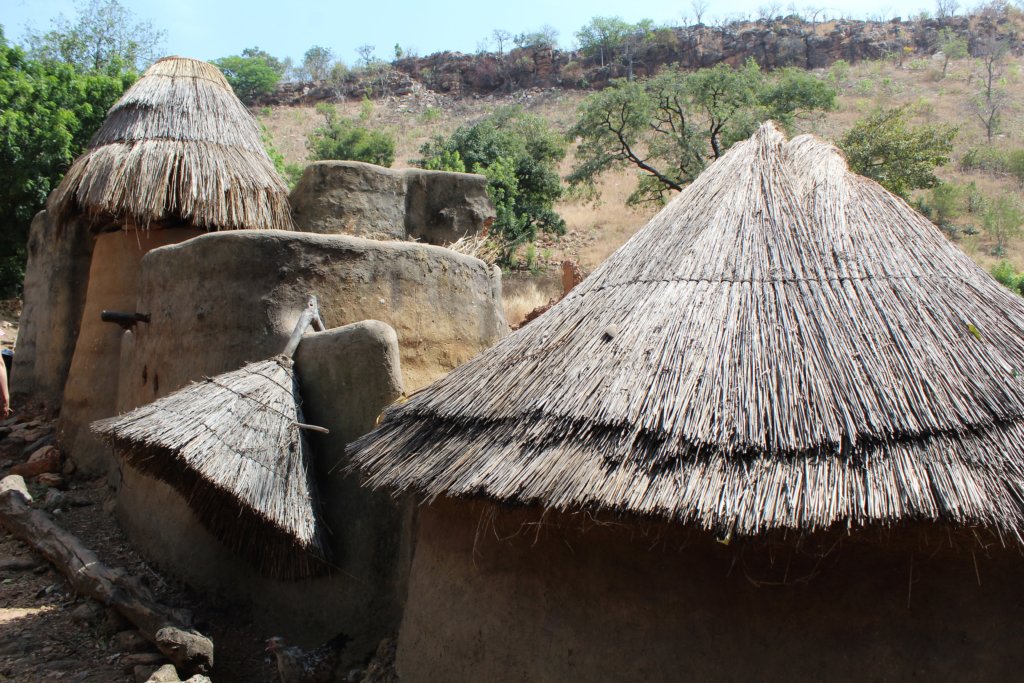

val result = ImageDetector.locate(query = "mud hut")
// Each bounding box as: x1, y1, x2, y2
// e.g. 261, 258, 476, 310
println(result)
349, 123, 1024, 681
32, 56, 295, 473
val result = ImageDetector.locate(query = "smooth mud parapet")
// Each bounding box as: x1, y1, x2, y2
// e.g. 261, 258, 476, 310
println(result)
118, 229, 506, 402
290, 161, 495, 245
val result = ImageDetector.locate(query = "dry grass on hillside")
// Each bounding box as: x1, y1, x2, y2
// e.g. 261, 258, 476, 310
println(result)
260, 53, 1024, 281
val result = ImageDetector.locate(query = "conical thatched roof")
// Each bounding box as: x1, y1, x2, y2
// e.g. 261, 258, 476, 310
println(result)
92, 356, 326, 578
349, 123, 1024, 539
50, 56, 294, 231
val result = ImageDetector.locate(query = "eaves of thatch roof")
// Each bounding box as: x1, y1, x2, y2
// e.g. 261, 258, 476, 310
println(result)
50, 56, 294, 232
93, 356, 325, 578
349, 123, 1024, 538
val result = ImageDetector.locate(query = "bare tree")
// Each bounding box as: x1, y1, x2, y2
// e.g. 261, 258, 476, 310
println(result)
355, 44, 376, 69
805, 6, 827, 24
935, 0, 960, 18
492, 29, 511, 59
692, 0, 710, 24
970, 37, 1010, 141
757, 3, 783, 21
977, 36, 1008, 101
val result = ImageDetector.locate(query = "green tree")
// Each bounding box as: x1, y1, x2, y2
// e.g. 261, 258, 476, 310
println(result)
936, 29, 968, 78
568, 61, 836, 204
418, 107, 566, 265
575, 17, 634, 68
213, 50, 283, 104
24, 0, 164, 74
514, 26, 559, 50
0, 28, 131, 294
307, 104, 395, 167
1007, 149, 1024, 187
983, 195, 1024, 256
969, 37, 1011, 143
839, 106, 957, 199
301, 45, 334, 81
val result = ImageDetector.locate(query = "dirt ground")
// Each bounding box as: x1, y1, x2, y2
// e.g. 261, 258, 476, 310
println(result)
0, 414, 283, 683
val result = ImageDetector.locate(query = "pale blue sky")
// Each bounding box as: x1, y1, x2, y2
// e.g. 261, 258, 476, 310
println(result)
5, 0, 940, 65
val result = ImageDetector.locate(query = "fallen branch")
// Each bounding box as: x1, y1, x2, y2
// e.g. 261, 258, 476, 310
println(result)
0, 475, 214, 674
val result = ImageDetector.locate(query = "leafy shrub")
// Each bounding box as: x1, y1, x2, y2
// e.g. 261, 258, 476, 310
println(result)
307, 103, 395, 167
828, 59, 850, 88
853, 78, 875, 96
959, 146, 1010, 174
418, 106, 566, 266
983, 195, 1024, 256
213, 51, 282, 104
839, 106, 957, 199
419, 106, 441, 124
261, 124, 303, 188
991, 260, 1024, 294
915, 182, 965, 236
1008, 149, 1024, 187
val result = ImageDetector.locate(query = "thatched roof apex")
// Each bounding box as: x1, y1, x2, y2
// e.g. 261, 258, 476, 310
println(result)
349, 122, 1024, 538
50, 55, 294, 232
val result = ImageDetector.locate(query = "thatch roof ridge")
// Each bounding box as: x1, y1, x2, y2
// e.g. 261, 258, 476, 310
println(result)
348, 122, 1024, 536
50, 55, 293, 231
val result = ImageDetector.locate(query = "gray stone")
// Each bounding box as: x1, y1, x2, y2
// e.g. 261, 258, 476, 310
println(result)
0, 474, 31, 501
69, 600, 103, 624
143, 664, 180, 682
115, 630, 151, 653
21, 433, 56, 457
135, 665, 163, 683
291, 161, 494, 246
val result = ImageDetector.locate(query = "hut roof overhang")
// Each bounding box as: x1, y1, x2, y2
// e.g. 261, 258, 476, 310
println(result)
50, 56, 294, 232
348, 123, 1024, 538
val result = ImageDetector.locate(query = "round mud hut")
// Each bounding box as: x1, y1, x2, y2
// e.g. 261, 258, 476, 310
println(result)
349, 123, 1024, 681
37, 55, 294, 473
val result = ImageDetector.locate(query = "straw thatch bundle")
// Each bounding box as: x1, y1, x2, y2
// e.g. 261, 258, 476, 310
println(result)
93, 356, 326, 578
50, 56, 294, 231
349, 122, 1024, 539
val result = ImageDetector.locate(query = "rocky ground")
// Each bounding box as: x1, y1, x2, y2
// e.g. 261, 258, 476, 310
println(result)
0, 414, 296, 682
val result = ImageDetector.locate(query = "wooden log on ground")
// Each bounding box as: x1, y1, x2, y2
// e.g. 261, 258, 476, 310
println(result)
0, 475, 214, 674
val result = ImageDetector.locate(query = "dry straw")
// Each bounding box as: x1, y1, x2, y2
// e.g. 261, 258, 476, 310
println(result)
349, 123, 1024, 540
50, 56, 294, 231
93, 356, 327, 578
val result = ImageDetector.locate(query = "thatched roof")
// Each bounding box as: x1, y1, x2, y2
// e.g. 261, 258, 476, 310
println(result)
93, 356, 326, 578
50, 56, 294, 231
349, 123, 1024, 539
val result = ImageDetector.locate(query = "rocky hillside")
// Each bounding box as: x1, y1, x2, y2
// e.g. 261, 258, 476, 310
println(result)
257, 14, 1022, 106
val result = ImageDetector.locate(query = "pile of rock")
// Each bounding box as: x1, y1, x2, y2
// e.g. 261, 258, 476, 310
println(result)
0, 416, 66, 489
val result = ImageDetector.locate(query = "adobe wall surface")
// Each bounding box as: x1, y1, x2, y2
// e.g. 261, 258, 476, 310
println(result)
290, 161, 494, 245
58, 228, 202, 474
11, 210, 93, 414
110, 229, 504, 659
116, 322, 412, 664
117, 229, 506, 402
398, 500, 1024, 682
